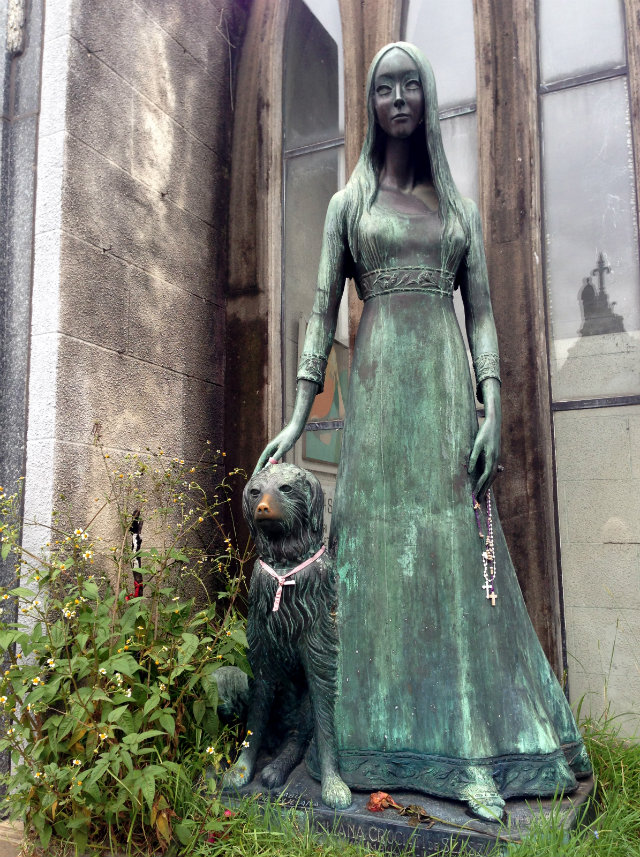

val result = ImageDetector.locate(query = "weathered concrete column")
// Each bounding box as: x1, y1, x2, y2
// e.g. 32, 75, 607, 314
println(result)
22, 0, 244, 582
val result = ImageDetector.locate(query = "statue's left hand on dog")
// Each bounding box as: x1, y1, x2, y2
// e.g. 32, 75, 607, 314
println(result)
222, 462, 352, 811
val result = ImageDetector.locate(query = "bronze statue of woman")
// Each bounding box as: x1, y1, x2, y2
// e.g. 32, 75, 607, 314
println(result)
257, 42, 590, 821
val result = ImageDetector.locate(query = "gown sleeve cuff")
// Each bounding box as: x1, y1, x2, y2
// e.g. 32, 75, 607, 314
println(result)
473, 353, 501, 402
297, 353, 328, 393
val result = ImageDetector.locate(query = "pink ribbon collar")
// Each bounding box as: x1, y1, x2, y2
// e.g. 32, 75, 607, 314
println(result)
259, 545, 326, 612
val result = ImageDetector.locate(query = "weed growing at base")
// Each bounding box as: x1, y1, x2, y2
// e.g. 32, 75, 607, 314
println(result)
0, 448, 252, 853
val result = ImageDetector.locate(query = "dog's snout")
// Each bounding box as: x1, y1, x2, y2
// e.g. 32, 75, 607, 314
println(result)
255, 492, 281, 521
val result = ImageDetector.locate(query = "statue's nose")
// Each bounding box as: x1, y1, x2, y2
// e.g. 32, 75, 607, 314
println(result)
256, 500, 270, 515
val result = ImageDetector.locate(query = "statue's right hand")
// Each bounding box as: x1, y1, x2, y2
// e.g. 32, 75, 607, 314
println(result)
254, 379, 319, 474
254, 424, 303, 474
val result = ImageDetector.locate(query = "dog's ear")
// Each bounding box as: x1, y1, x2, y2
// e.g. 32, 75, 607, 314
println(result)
306, 473, 324, 537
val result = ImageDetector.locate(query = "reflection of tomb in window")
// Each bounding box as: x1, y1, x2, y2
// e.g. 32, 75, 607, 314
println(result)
579, 253, 625, 338
541, 76, 640, 401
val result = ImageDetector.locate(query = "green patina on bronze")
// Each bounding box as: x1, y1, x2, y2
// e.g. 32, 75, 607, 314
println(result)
258, 42, 590, 821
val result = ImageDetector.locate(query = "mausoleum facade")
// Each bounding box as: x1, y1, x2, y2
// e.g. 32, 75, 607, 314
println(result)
1, 0, 639, 733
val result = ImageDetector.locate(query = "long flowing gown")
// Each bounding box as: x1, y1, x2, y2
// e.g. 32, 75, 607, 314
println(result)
300, 193, 591, 802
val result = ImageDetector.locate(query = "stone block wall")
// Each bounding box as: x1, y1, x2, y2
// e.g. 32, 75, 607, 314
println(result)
555, 406, 640, 734
23, 0, 247, 557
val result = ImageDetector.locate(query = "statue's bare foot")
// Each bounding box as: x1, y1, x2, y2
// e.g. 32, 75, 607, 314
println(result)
321, 773, 352, 810
261, 758, 291, 789
462, 775, 505, 823
222, 754, 254, 790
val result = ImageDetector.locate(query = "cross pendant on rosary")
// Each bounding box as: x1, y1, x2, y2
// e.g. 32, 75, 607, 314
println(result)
482, 580, 497, 606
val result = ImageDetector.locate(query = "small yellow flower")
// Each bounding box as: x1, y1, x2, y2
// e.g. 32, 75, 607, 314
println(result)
99, 732, 108, 740
99, 668, 106, 675
72, 759, 81, 766
205, 746, 215, 755
47, 658, 55, 668
34, 772, 42, 778
2, 594, 8, 600
32, 677, 42, 686
0, 696, 7, 704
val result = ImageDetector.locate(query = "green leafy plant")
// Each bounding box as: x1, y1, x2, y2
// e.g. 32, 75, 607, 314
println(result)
0, 448, 252, 854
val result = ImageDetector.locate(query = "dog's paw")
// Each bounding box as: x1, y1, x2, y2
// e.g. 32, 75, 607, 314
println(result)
261, 760, 289, 789
221, 757, 254, 791
321, 773, 352, 810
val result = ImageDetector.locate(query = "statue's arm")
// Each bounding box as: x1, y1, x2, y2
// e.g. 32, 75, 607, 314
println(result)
458, 199, 502, 500
255, 192, 349, 473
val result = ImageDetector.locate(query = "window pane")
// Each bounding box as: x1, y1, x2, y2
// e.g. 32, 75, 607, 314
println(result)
404, 0, 476, 110
283, 147, 341, 415
441, 112, 478, 203
283, 0, 343, 150
440, 111, 480, 390
542, 77, 640, 400
538, 0, 626, 85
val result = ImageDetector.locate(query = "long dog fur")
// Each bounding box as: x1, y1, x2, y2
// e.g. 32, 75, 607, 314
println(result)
223, 463, 351, 810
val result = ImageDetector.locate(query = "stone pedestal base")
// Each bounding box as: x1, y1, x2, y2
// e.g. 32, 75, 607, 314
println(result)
226, 761, 595, 855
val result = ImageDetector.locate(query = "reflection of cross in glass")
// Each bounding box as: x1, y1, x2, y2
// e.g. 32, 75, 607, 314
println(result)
592, 251, 611, 296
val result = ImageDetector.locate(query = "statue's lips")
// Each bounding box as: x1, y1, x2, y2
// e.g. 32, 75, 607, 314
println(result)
392, 113, 410, 120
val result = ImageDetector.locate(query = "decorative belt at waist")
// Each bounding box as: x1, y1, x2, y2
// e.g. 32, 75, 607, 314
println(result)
357, 266, 455, 302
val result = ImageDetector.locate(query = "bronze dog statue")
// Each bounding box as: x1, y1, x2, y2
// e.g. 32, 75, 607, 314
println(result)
222, 462, 351, 810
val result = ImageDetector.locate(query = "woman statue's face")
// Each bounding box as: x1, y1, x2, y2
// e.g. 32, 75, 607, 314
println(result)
373, 48, 424, 139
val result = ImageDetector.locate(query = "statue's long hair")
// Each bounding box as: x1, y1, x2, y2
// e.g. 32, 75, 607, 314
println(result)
344, 42, 471, 273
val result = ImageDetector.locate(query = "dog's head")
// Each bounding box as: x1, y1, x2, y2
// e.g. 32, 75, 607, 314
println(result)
243, 463, 324, 563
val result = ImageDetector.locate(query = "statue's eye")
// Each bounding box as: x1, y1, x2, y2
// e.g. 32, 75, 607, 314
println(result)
376, 84, 392, 96
405, 78, 421, 90
279, 485, 293, 494
249, 488, 261, 497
